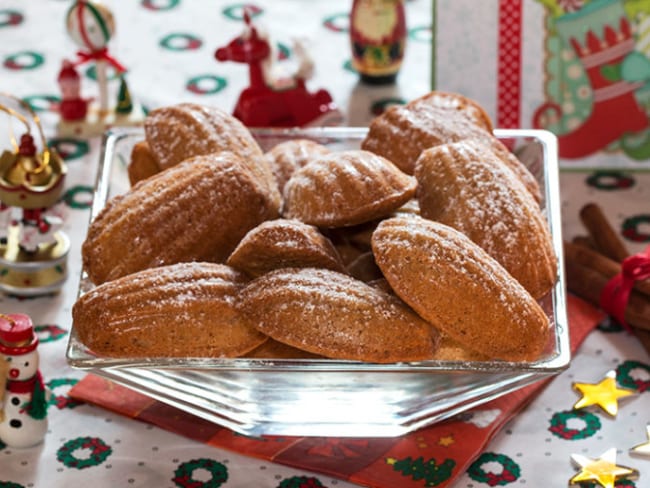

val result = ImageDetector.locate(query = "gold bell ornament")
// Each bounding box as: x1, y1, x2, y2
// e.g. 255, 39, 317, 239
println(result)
0, 94, 69, 296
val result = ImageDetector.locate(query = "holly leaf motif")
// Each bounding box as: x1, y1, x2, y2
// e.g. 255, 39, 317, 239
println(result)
601, 63, 622, 82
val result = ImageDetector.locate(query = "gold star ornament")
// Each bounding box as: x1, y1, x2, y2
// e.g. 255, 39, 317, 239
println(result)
569, 448, 639, 488
630, 424, 650, 458
572, 370, 635, 416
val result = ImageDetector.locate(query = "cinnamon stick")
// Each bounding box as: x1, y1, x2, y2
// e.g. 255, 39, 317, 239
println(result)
564, 258, 650, 331
564, 241, 650, 298
579, 203, 629, 263
571, 235, 597, 251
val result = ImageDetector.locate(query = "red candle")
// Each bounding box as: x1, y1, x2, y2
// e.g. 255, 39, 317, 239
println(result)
0, 313, 34, 345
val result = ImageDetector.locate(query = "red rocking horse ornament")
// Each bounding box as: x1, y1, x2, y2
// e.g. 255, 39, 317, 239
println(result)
215, 11, 342, 127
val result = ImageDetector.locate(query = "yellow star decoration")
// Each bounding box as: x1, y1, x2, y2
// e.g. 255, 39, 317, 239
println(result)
569, 448, 639, 488
630, 424, 650, 458
438, 435, 454, 447
572, 370, 635, 416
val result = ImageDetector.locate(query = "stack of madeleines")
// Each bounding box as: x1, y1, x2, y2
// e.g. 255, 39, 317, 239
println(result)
73, 91, 558, 364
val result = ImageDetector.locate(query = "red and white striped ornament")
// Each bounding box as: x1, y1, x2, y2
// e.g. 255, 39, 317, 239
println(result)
65, 0, 115, 51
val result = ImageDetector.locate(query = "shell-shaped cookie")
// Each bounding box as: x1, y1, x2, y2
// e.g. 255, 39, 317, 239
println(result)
264, 139, 331, 194
144, 102, 281, 209
82, 152, 280, 284
72, 262, 267, 358
414, 141, 557, 299
237, 267, 440, 363
361, 91, 493, 175
226, 219, 346, 277
360, 91, 541, 202
283, 150, 416, 227
127, 140, 160, 186
371, 216, 551, 362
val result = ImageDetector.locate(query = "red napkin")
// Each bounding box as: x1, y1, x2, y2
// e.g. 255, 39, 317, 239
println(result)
69, 295, 603, 488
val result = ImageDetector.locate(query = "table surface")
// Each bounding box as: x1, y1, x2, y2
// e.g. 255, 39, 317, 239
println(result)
1, 2, 649, 487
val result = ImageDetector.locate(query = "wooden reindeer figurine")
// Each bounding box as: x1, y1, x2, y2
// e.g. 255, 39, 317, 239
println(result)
215, 9, 341, 127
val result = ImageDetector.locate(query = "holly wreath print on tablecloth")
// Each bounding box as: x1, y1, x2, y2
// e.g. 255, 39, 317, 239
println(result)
56, 436, 113, 469
172, 458, 330, 488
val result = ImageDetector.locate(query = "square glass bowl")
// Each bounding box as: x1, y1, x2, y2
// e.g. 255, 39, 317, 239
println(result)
67, 127, 569, 437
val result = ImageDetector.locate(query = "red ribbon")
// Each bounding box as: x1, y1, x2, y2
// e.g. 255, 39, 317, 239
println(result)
497, 0, 523, 129
599, 245, 650, 331
75, 47, 126, 74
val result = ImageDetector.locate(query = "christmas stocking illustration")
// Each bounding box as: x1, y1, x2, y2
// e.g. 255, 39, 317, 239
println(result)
533, 0, 649, 159
0, 313, 49, 448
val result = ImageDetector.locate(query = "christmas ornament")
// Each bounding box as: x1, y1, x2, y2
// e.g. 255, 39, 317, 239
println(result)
0, 93, 70, 296
349, 0, 407, 85
57, 0, 144, 136
569, 447, 639, 488
0, 313, 49, 448
214, 8, 342, 127
630, 424, 650, 458
572, 370, 636, 416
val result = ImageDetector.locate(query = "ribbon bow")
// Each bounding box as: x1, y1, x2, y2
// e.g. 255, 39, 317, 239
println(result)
75, 47, 126, 74
600, 245, 650, 331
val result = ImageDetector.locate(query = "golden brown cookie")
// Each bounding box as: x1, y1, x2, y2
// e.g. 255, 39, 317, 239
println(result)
82, 152, 280, 285
226, 218, 346, 277
361, 91, 493, 174
127, 141, 160, 186
283, 150, 416, 227
371, 216, 551, 362
238, 267, 440, 363
144, 102, 281, 209
361, 91, 541, 202
72, 262, 267, 358
414, 140, 557, 299
264, 139, 331, 194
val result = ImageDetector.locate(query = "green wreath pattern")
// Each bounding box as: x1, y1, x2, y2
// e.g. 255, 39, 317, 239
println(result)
56, 436, 112, 469
222, 4, 263, 21
549, 409, 601, 440
142, 0, 180, 10
172, 458, 228, 488
277, 476, 325, 488
616, 360, 650, 392
585, 171, 635, 191
0, 482, 25, 488
47, 138, 90, 161
3, 51, 44, 70
467, 452, 520, 486
622, 214, 650, 243
0, 9, 24, 27
34, 324, 67, 343
47, 378, 83, 410
62, 185, 93, 210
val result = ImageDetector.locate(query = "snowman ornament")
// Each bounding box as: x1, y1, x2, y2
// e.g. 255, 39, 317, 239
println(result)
0, 313, 49, 448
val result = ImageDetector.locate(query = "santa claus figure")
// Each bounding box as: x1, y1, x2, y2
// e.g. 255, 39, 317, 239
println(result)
349, 0, 406, 84
0, 313, 48, 448
57, 59, 89, 122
